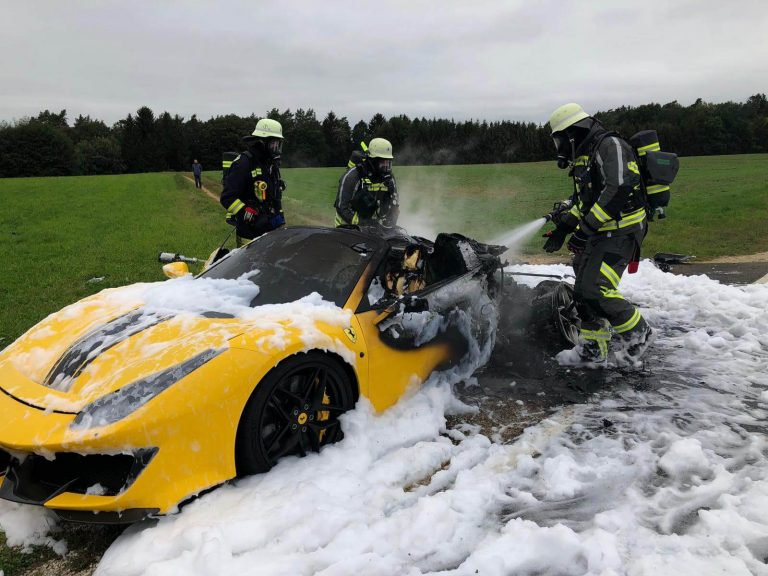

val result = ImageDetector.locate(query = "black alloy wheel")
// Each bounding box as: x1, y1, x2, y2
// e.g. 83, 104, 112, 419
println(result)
236, 352, 356, 475
529, 280, 580, 348
553, 282, 580, 346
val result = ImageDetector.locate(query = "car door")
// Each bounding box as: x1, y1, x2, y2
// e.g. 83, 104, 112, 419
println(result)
353, 262, 487, 412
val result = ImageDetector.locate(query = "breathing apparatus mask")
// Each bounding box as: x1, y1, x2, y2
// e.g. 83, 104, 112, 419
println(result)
265, 137, 282, 158
553, 133, 574, 169
250, 137, 283, 160
375, 158, 392, 178
365, 156, 392, 179
552, 118, 595, 170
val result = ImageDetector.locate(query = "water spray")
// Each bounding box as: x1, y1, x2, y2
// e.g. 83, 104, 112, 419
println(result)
489, 197, 576, 253
490, 217, 548, 253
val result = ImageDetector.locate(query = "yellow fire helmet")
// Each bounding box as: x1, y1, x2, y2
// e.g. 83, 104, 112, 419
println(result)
367, 138, 394, 159
250, 118, 284, 139
548, 103, 590, 134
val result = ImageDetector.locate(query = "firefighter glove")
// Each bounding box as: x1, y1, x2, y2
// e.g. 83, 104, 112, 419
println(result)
542, 228, 567, 253
278, 179, 287, 193
269, 213, 285, 229
357, 191, 379, 214
567, 230, 588, 254
243, 207, 259, 223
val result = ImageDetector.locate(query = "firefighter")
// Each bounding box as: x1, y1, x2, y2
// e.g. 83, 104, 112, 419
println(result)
334, 138, 399, 228
543, 103, 653, 365
220, 118, 286, 247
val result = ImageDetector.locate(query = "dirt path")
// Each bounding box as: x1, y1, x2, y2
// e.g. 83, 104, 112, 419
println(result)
513, 254, 571, 265
183, 175, 219, 202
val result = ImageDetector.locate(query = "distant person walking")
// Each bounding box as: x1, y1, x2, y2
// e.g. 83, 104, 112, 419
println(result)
192, 159, 203, 189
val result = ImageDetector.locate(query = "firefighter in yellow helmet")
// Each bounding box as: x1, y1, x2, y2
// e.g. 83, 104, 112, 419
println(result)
220, 118, 286, 246
334, 138, 399, 228
543, 103, 653, 366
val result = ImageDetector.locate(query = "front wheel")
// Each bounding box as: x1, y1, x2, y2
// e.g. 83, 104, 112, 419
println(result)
235, 352, 357, 475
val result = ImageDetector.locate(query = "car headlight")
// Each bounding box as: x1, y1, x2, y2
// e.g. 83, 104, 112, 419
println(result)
71, 348, 223, 430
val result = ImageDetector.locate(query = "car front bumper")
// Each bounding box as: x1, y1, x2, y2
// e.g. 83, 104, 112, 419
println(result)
0, 375, 240, 520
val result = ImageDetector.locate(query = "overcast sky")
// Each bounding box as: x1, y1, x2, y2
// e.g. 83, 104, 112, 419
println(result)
1, 0, 766, 126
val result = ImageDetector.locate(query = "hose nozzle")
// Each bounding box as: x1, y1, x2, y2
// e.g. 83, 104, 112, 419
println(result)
158, 252, 200, 264
544, 199, 573, 224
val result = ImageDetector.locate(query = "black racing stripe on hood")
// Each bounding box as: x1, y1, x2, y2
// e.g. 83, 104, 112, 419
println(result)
43, 310, 172, 389
0, 386, 77, 415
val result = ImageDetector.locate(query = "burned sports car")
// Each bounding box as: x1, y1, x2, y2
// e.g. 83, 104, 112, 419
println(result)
0, 225, 509, 522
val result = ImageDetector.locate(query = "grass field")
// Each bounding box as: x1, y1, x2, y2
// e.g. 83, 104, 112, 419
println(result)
1, 154, 767, 347
0, 173, 224, 347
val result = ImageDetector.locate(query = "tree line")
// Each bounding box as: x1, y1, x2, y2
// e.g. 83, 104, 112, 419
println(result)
0, 94, 766, 178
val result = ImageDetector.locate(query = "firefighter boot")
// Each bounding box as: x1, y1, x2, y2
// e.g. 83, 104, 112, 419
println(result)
614, 318, 655, 367
555, 322, 610, 368
579, 338, 609, 364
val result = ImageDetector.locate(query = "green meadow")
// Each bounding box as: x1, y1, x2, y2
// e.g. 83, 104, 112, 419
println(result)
1, 153, 767, 345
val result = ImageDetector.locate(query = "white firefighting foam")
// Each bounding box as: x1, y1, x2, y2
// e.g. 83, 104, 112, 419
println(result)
1, 262, 768, 575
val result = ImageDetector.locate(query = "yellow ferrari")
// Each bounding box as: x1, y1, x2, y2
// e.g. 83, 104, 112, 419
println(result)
0, 226, 503, 523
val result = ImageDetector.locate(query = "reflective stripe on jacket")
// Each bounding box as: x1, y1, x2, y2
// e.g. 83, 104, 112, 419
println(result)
577, 134, 646, 236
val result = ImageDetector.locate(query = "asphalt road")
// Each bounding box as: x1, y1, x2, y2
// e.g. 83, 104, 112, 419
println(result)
663, 261, 768, 284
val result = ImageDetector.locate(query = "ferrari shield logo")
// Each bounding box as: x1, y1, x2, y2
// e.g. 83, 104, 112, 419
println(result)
344, 327, 356, 343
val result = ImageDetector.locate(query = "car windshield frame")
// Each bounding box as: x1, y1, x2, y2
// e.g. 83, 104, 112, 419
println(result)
198, 227, 386, 308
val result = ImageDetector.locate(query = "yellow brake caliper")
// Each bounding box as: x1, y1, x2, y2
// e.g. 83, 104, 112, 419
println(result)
318, 389, 330, 443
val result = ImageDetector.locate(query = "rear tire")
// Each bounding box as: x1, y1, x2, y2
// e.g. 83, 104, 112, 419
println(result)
235, 352, 356, 475
530, 280, 580, 347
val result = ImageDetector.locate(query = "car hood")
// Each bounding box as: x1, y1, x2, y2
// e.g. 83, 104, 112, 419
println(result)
0, 287, 253, 412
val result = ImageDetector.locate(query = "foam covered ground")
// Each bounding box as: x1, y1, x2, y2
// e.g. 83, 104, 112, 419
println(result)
2, 261, 768, 575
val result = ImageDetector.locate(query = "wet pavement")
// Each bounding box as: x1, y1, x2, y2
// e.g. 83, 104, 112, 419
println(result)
662, 261, 768, 284
450, 337, 654, 442
448, 277, 620, 438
